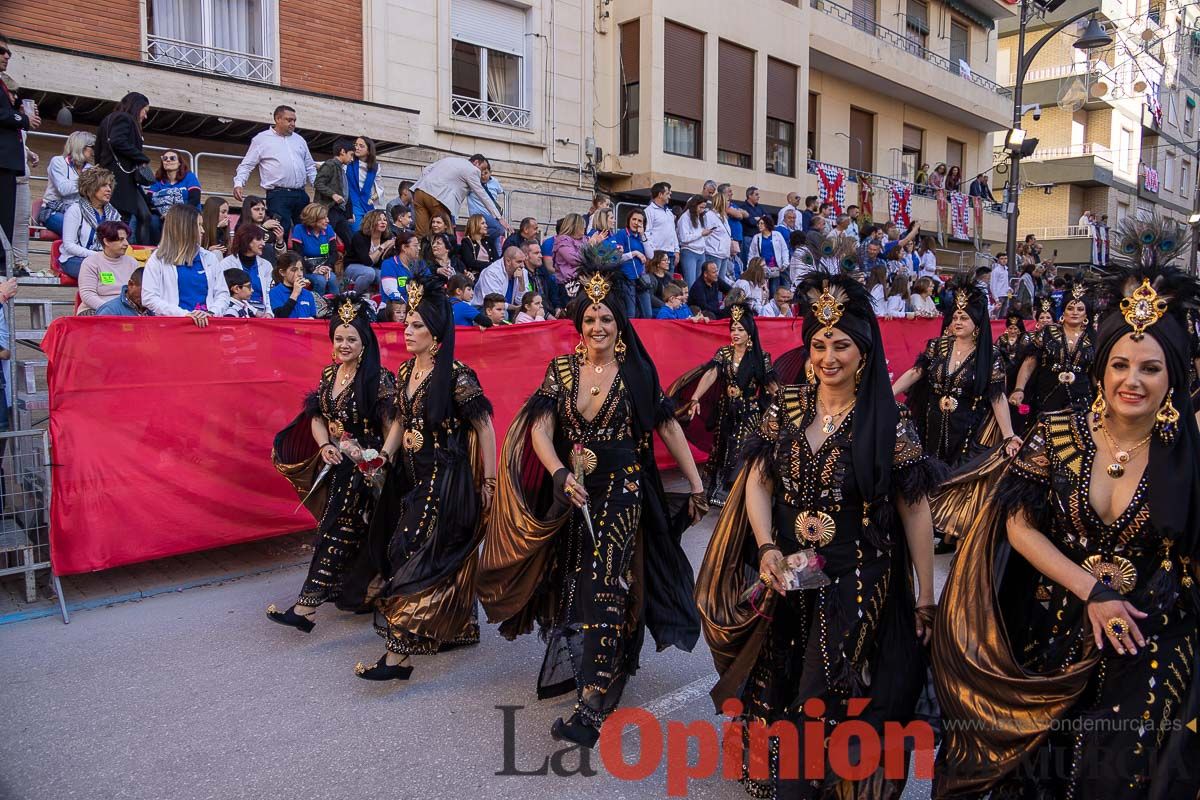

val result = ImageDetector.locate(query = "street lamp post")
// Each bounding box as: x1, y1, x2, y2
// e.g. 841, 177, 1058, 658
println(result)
1006, 2, 1111, 268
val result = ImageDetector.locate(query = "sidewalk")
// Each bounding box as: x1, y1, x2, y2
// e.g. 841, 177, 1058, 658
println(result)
0, 531, 314, 624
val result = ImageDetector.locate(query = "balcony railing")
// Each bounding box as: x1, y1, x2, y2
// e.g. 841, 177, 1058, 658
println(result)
1023, 226, 1095, 239
146, 35, 275, 83
1022, 142, 1114, 161
451, 95, 531, 129
810, 0, 1011, 97
806, 160, 1007, 217
1009, 62, 1093, 85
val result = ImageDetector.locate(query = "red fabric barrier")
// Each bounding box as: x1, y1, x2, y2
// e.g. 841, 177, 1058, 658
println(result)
44, 316, 1003, 575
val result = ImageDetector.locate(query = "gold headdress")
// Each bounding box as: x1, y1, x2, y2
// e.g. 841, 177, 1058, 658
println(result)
407, 281, 425, 311
1039, 298, 1053, 314
955, 291, 969, 311
1120, 278, 1168, 341
730, 305, 745, 324
583, 271, 611, 306
1071, 283, 1087, 301
337, 298, 358, 327
808, 280, 846, 338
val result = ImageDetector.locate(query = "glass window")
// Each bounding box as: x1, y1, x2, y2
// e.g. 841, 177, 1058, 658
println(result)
664, 116, 701, 159
766, 118, 795, 177
147, 0, 276, 82
718, 150, 752, 169
949, 19, 969, 66
621, 84, 640, 155
451, 39, 527, 127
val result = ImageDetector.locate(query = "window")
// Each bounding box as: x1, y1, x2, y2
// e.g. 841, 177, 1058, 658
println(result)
146, 0, 277, 83
848, 108, 875, 173
766, 58, 798, 177
1117, 201, 1130, 222
619, 21, 640, 154
946, 138, 965, 173
1165, 153, 1175, 190
1120, 127, 1134, 172
1168, 95, 1179, 126
1148, 1, 1163, 25
1182, 160, 1191, 196
905, 0, 928, 52
717, 41, 754, 169
853, 0, 877, 34
808, 92, 819, 162
450, 0, 530, 128
949, 19, 969, 67
663, 22, 704, 159
1185, 97, 1195, 135
902, 124, 923, 182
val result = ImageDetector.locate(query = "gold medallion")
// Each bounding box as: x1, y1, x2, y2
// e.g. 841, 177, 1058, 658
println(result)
328, 420, 344, 439
795, 510, 836, 547
939, 396, 958, 413
1082, 554, 1138, 595
575, 447, 598, 475
402, 428, 425, 451
727, 385, 743, 399
1058, 371, 1076, 385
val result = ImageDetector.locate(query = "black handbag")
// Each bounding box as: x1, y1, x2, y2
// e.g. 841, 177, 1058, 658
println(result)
116, 158, 155, 186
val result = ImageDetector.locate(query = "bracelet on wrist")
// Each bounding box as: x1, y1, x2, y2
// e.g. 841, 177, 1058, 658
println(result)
757, 542, 782, 562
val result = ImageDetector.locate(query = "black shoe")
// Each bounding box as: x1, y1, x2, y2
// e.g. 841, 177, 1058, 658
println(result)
354, 655, 413, 681
266, 603, 315, 632
934, 537, 958, 555
551, 713, 600, 749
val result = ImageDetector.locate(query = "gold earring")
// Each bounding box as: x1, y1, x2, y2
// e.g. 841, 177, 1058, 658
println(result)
1090, 385, 1106, 423
806, 362, 817, 384
575, 336, 587, 357
1156, 388, 1180, 444
331, 345, 339, 362
429, 341, 440, 358
615, 333, 627, 362
854, 360, 865, 388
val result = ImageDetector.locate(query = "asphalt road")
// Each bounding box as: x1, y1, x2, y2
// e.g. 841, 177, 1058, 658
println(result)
0, 512, 944, 800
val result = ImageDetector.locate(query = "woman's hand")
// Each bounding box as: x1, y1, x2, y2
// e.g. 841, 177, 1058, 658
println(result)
208, 244, 226, 255
562, 472, 589, 508
381, 239, 396, 254
264, 219, 283, 236
319, 443, 342, 466
316, 265, 331, 276
759, 548, 788, 595
1008, 388, 1025, 407
1089, 598, 1148, 655
688, 492, 709, 524
438, 265, 454, 280
290, 281, 304, 299
914, 604, 936, 645
1004, 436, 1022, 457
683, 399, 700, 422
187, 310, 209, 328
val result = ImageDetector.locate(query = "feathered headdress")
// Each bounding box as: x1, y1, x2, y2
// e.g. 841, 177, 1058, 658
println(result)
816, 234, 862, 274
1109, 215, 1190, 272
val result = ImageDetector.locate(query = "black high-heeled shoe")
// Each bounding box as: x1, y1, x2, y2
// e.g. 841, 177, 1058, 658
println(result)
551, 713, 600, 749
266, 604, 315, 633
354, 655, 413, 681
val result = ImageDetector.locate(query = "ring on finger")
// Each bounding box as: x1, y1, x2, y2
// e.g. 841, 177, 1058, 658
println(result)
1105, 617, 1129, 640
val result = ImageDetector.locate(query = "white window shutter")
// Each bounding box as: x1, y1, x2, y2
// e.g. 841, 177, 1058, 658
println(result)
451, 0, 527, 57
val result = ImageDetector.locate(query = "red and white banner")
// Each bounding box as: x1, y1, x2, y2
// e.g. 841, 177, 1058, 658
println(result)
816, 165, 847, 215
43, 317, 1004, 575
888, 183, 913, 232
949, 191, 970, 239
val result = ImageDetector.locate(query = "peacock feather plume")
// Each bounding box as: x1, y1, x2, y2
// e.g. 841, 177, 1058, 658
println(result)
1109, 215, 1189, 271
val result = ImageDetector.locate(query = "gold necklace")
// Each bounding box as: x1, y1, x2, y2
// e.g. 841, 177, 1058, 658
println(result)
411, 358, 434, 385
337, 366, 357, 388
1096, 420, 1152, 479
817, 395, 856, 435
585, 357, 617, 396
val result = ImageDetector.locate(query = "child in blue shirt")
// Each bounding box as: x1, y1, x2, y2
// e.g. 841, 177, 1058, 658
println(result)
449, 274, 483, 326
655, 284, 698, 320
269, 253, 319, 318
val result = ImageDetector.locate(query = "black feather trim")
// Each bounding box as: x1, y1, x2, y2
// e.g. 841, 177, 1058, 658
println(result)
524, 392, 558, 421
302, 389, 321, 418
654, 394, 677, 428
995, 471, 1051, 532
741, 433, 779, 486
895, 457, 949, 504
458, 392, 495, 425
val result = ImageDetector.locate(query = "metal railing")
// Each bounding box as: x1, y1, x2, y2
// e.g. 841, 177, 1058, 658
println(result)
1022, 142, 1115, 161
809, 0, 1011, 97
1010, 62, 1093, 84
507, 189, 592, 233
0, 429, 67, 623
450, 95, 532, 129
806, 159, 1007, 217
1022, 226, 1095, 239
145, 34, 276, 83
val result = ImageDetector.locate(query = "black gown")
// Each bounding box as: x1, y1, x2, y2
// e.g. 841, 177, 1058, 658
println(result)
908, 336, 1006, 468
1023, 324, 1095, 417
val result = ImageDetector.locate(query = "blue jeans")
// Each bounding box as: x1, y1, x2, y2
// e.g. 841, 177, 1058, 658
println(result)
634, 287, 653, 319
342, 263, 379, 294
60, 255, 85, 278
43, 211, 65, 236
679, 250, 705, 287
713, 257, 735, 285
305, 271, 333, 296
266, 188, 311, 237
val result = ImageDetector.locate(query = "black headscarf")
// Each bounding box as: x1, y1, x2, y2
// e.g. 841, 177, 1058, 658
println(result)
1060, 276, 1097, 335
571, 245, 667, 436
406, 273, 456, 428
942, 276, 995, 400
1092, 266, 1200, 558
799, 271, 898, 519
327, 292, 381, 416
728, 303, 768, 387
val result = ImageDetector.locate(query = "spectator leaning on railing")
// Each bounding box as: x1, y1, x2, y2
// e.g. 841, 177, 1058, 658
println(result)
410, 153, 506, 238
77, 220, 137, 314
39, 130, 95, 235
60, 167, 123, 278
142, 204, 228, 325
233, 105, 317, 235
218, 224, 274, 312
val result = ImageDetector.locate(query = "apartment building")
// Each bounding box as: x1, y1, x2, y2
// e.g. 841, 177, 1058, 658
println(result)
1001, 0, 1199, 266
593, 0, 1017, 250
4, 0, 596, 227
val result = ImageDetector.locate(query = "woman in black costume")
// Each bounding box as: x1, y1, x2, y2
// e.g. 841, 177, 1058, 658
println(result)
267, 293, 396, 632
478, 252, 709, 748
696, 271, 943, 799
346, 275, 497, 681
1010, 280, 1097, 418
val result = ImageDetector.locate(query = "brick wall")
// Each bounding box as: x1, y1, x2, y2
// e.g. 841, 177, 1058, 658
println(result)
279, 0, 363, 100
4, 0, 141, 61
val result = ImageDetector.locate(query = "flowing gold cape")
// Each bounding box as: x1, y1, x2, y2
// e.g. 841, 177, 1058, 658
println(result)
931, 466, 1099, 798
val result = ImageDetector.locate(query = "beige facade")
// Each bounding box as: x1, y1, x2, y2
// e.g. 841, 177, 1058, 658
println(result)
999, 0, 1199, 265
593, 0, 1015, 250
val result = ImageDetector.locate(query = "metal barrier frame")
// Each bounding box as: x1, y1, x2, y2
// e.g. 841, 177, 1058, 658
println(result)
0, 428, 67, 623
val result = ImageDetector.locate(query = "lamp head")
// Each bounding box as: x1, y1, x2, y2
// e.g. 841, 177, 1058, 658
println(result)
1075, 18, 1113, 50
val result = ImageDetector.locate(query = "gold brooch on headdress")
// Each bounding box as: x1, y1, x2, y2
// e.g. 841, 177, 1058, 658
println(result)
955, 291, 969, 311
408, 282, 425, 311
1120, 278, 1168, 340
730, 305, 745, 324
337, 298, 358, 326
1071, 283, 1087, 301
811, 282, 845, 339
1039, 298, 1053, 313
583, 272, 611, 305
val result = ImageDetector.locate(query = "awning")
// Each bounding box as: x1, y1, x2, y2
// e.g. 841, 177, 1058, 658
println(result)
945, 0, 996, 31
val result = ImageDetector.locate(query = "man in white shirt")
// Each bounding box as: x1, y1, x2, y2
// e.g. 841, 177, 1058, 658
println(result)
472, 246, 530, 313
844, 205, 861, 240
232, 105, 318, 235
989, 252, 1011, 317
776, 192, 800, 229
1078, 210, 1094, 229
412, 153, 507, 239
643, 181, 679, 271
759, 285, 796, 318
